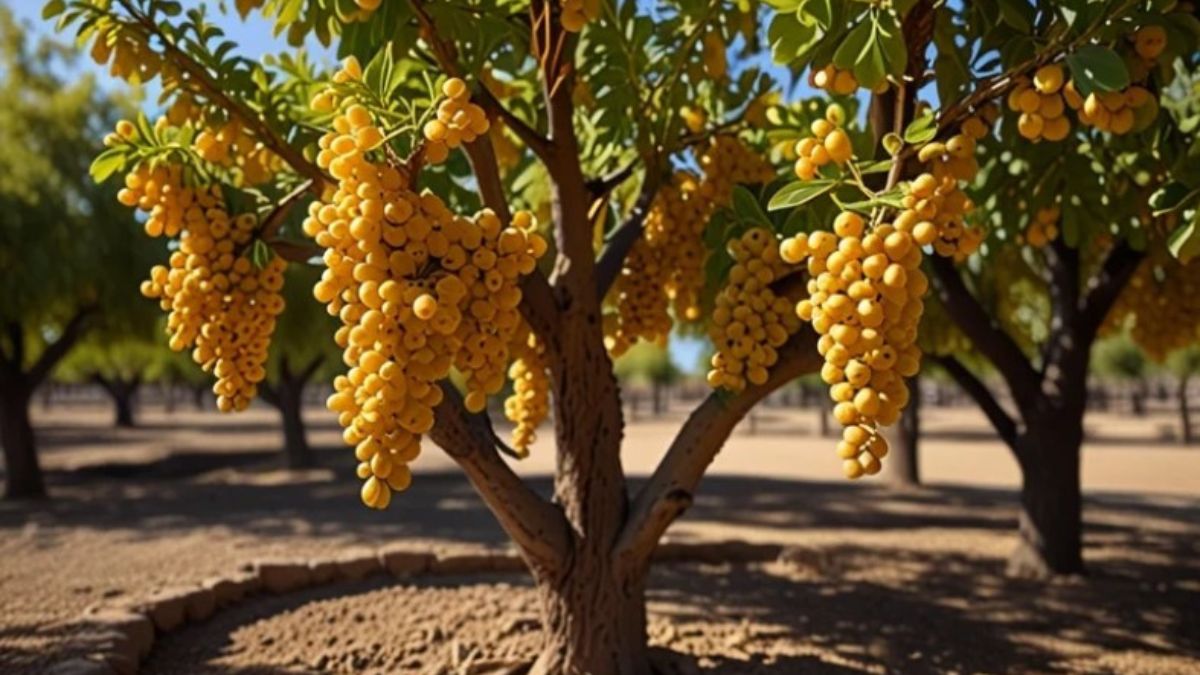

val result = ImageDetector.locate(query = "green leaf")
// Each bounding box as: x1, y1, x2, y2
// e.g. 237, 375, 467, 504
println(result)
1149, 182, 1200, 216
42, 0, 66, 20
250, 239, 273, 270
768, 179, 836, 211
903, 110, 937, 144
1168, 217, 1200, 263
996, 0, 1033, 33
852, 22, 887, 90
89, 148, 127, 183
731, 186, 772, 227
833, 21, 871, 71
1066, 45, 1130, 96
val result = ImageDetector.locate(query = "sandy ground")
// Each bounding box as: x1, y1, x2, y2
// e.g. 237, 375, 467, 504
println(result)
2, 395, 1198, 673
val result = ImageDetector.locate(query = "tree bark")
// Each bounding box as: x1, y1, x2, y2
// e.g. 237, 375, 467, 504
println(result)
1180, 374, 1193, 446
0, 378, 44, 500
529, 564, 650, 675
651, 381, 664, 417
1008, 417, 1085, 577
888, 374, 921, 487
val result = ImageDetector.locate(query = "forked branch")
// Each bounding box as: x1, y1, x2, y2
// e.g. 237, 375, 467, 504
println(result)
932, 354, 1019, 447
429, 382, 569, 568
615, 326, 822, 573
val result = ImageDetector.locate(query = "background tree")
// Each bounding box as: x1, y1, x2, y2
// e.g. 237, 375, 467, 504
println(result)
57, 334, 161, 427
614, 342, 680, 417
0, 6, 151, 498
1166, 345, 1200, 445
48, 0, 1200, 671
259, 264, 340, 469
1093, 334, 1150, 414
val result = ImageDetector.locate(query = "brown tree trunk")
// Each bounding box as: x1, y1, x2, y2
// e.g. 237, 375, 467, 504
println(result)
1008, 417, 1085, 577
262, 357, 318, 470
94, 375, 140, 428
530, 564, 650, 675
0, 378, 44, 500
888, 375, 921, 487
818, 397, 831, 437
277, 380, 314, 469
1180, 375, 1193, 446
651, 381, 664, 417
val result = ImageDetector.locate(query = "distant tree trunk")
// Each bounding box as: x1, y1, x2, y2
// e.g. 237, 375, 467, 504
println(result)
93, 374, 141, 428
191, 383, 207, 410
1180, 374, 1193, 446
888, 375, 921, 487
1129, 382, 1146, 415
818, 397, 831, 437
261, 355, 322, 470
163, 381, 177, 414
0, 377, 44, 500
40, 383, 53, 411
651, 381, 664, 416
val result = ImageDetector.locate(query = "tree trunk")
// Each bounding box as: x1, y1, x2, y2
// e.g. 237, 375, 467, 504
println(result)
276, 379, 315, 469
0, 379, 44, 500
888, 375, 921, 487
1180, 375, 1193, 446
1130, 383, 1145, 415
651, 382, 664, 417
818, 397, 831, 437
1008, 418, 1085, 578
94, 375, 140, 428
529, 566, 650, 675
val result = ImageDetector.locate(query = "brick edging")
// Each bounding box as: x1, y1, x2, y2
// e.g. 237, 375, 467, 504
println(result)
48, 540, 784, 674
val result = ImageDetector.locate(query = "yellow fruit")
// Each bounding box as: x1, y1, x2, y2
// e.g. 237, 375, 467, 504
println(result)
1033, 64, 1064, 94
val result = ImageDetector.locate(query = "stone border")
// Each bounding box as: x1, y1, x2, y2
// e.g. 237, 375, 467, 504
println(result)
48, 540, 784, 675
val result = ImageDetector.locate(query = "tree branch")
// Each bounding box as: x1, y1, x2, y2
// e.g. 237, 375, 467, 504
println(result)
1077, 241, 1143, 340
299, 354, 324, 383
932, 355, 1019, 447
615, 326, 822, 573
594, 175, 659, 299
0, 321, 24, 371
586, 160, 638, 198
28, 307, 94, 388
429, 381, 569, 569
929, 255, 1042, 407
473, 84, 553, 163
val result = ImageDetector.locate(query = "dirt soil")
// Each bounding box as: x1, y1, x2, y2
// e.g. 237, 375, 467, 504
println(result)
2, 398, 1199, 673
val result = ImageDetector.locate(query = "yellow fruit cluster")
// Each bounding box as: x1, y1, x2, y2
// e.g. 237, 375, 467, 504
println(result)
605, 136, 775, 355
1107, 253, 1200, 362
124, 161, 286, 412
560, 0, 601, 32
192, 119, 282, 187
707, 228, 801, 391
1069, 84, 1156, 136
809, 64, 860, 96
793, 107, 854, 181
1024, 206, 1060, 248
422, 78, 490, 164
912, 115, 991, 261
306, 99, 545, 509
504, 327, 549, 455
88, 22, 168, 84
780, 209, 926, 479
1008, 64, 1072, 142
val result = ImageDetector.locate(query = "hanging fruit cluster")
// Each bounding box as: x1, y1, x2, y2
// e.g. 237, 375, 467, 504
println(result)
1023, 206, 1061, 248
120, 154, 286, 413
1105, 252, 1200, 362
307, 95, 546, 509
706, 228, 802, 391
780, 207, 926, 478
1008, 64, 1073, 142
423, 78, 490, 164
792, 106, 854, 181
911, 110, 993, 261
605, 136, 775, 356
505, 326, 550, 456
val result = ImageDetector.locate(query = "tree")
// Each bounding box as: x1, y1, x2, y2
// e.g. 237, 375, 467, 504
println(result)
614, 342, 680, 417
49, 0, 1200, 670
0, 7, 150, 498
1166, 346, 1200, 445
1092, 334, 1149, 414
57, 335, 162, 427
259, 265, 340, 469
